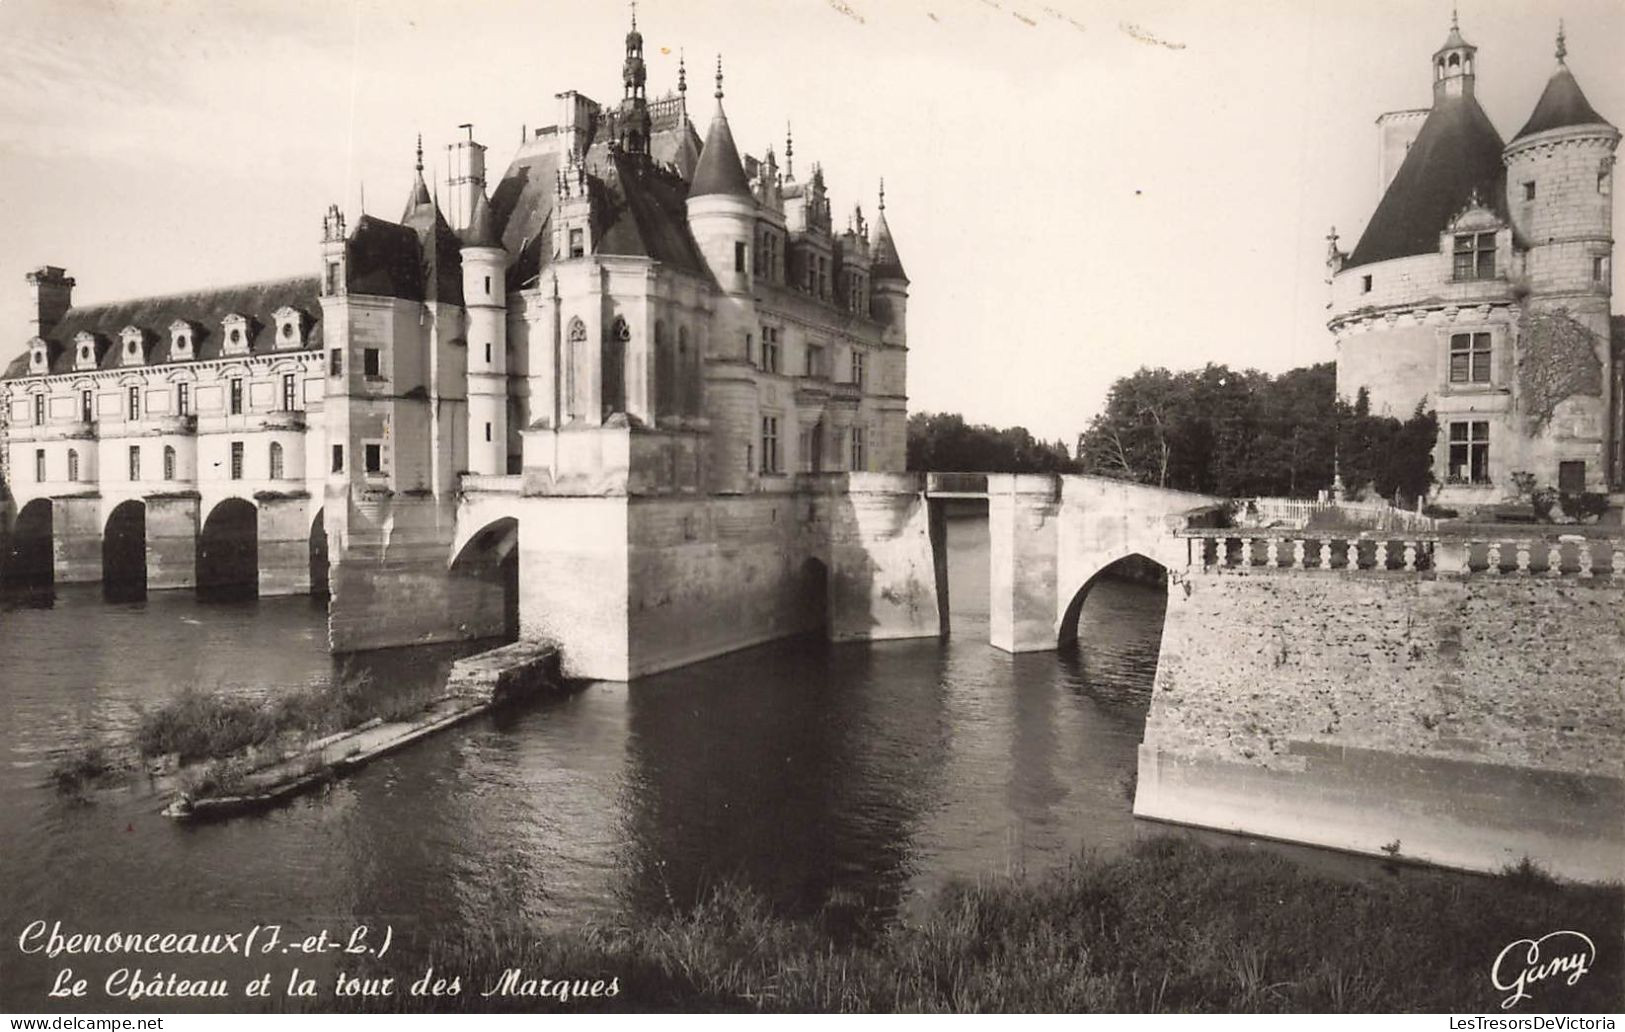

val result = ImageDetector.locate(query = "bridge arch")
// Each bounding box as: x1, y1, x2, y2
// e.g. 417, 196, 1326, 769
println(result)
1057, 551, 1169, 649
197, 497, 258, 599
308, 506, 329, 601
4, 498, 54, 587
450, 516, 520, 642
102, 499, 147, 600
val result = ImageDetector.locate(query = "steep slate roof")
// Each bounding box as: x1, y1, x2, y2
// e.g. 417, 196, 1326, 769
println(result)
1347, 95, 1509, 269
346, 216, 426, 300
459, 191, 501, 248
1514, 64, 1614, 140
689, 105, 752, 199
3, 277, 322, 380
489, 114, 708, 290
870, 209, 908, 283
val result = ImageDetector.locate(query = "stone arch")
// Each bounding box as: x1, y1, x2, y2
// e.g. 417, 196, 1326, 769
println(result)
197, 497, 258, 599
102, 499, 147, 600
1057, 551, 1169, 650
449, 516, 520, 642
4, 498, 54, 587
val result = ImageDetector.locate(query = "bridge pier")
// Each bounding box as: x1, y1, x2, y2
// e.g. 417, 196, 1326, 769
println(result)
52, 495, 102, 584
987, 474, 1061, 653
256, 494, 312, 597
145, 493, 199, 590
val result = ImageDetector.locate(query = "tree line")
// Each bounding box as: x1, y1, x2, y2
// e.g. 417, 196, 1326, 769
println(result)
907, 362, 1437, 505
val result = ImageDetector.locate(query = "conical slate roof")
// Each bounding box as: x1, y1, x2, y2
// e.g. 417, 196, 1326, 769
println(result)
689, 105, 751, 199
460, 190, 500, 248
1514, 64, 1613, 141
1346, 95, 1507, 269
871, 208, 907, 283
401, 172, 433, 222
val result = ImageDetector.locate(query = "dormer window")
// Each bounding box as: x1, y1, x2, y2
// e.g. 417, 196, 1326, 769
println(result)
119, 326, 149, 367
72, 331, 100, 372
1452, 232, 1495, 281
221, 313, 253, 357
27, 337, 50, 375
272, 306, 308, 350
168, 319, 196, 361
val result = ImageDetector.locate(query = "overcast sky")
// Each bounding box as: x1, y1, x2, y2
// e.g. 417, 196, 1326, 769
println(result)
0, 0, 1619, 445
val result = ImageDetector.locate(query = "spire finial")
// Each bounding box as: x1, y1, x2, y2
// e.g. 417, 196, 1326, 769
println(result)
785, 122, 794, 179
714, 54, 724, 100
1556, 19, 1567, 62
415, 133, 423, 174
878, 177, 886, 212
678, 49, 687, 94
630, 0, 636, 31
1450, 4, 1458, 31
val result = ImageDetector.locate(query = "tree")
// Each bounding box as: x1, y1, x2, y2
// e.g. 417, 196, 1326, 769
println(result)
907, 412, 1075, 473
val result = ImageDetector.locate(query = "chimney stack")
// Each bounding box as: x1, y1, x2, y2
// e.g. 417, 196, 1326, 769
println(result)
26, 266, 74, 337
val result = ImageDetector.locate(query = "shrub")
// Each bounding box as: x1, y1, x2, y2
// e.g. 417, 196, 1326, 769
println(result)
50, 743, 117, 793
134, 687, 278, 763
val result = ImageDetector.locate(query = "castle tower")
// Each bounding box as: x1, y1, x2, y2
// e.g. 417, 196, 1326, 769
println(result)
686, 56, 757, 490
461, 189, 511, 475
870, 179, 909, 341
618, 7, 652, 155
1502, 25, 1619, 491
1432, 9, 1477, 102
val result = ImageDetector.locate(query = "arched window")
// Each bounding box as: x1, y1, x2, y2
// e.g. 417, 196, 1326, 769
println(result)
269, 441, 285, 481
654, 321, 674, 419
163, 446, 176, 481
67, 449, 79, 482
566, 318, 587, 420
602, 317, 629, 419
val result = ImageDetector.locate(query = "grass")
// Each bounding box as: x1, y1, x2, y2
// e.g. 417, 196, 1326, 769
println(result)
48, 742, 121, 793
341, 836, 1623, 1014
133, 671, 448, 766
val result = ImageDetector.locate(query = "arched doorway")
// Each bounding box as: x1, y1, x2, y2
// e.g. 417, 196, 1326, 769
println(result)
3, 499, 54, 587
102, 500, 147, 601
800, 557, 829, 636
449, 517, 519, 642
308, 508, 329, 602
197, 498, 258, 600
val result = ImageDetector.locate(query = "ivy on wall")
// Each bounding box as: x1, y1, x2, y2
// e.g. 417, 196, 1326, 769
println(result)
1517, 308, 1603, 432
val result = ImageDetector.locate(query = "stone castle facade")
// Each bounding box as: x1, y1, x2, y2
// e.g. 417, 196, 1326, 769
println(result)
1, 17, 943, 679
1328, 17, 1622, 508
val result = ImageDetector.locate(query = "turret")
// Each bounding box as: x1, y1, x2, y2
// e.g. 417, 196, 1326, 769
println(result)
870, 179, 909, 340
320, 204, 347, 297
1502, 23, 1619, 301
461, 190, 511, 475
686, 56, 756, 298
1431, 10, 1477, 102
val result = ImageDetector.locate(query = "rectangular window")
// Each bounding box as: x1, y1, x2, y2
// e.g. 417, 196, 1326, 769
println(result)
330, 348, 344, 377
229, 377, 243, 415
1361, 274, 1372, 294
1523, 181, 1536, 201
484, 422, 492, 442
363, 348, 381, 378
759, 416, 780, 474
33, 393, 44, 426
81, 389, 93, 423
734, 241, 747, 273
761, 327, 781, 374
1452, 232, 1496, 281
128, 445, 141, 481
1448, 332, 1492, 384
364, 442, 383, 474
163, 447, 175, 481
799, 427, 814, 472
569, 228, 585, 258
281, 373, 296, 412
1594, 256, 1608, 283
1600, 170, 1611, 196
177, 382, 190, 416
230, 441, 244, 480
1447, 420, 1490, 485
268, 443, 284, 481
851, 350, 866, 389
332, 444, 344, 473
851, 427, 867, 472
804, 342, 824, 378
67, 449, 79, 482
1559, 460, 1586, 493
325, 260, 341, 294
816, 256, 828, 299
34, 449, 45, 482
128, 386, 140, 421
484, 342, 492, 363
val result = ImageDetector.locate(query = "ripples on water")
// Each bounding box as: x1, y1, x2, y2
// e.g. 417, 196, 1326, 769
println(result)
0, 514, 1176, 1006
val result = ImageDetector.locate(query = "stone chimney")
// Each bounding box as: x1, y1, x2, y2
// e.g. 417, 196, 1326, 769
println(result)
27, 266, 74, 337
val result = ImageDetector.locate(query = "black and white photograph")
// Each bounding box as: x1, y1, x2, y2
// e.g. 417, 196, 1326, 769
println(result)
0, 0, 1621, 1019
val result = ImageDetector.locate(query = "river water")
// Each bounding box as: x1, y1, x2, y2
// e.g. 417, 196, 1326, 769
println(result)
1, 515, 1174, 1007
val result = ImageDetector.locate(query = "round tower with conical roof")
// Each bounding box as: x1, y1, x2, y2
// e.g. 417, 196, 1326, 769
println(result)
461, 187, 511, 475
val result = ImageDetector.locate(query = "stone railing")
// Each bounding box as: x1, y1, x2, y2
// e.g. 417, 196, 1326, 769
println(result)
151, 414, 198, 435
459, 473, 522, 495
258, 410, 306, 431
1180, 528, 1624, 580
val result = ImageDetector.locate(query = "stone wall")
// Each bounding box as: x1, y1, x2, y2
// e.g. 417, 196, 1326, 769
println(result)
1136, 565, 1625, 881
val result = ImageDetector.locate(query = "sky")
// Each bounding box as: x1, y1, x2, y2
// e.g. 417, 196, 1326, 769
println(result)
0, 0, 1620, 447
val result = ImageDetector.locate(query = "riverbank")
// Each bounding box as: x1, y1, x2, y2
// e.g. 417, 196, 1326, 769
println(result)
348, 835, 1622, 1013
